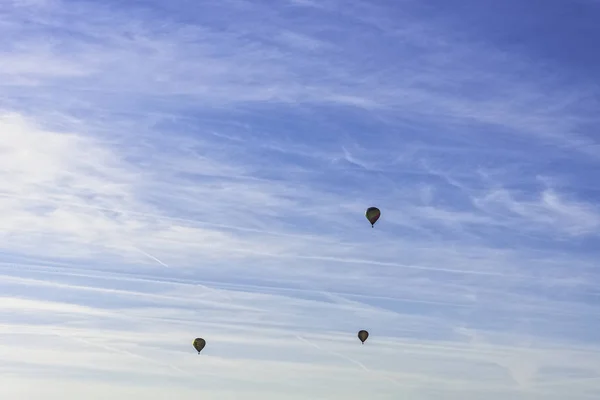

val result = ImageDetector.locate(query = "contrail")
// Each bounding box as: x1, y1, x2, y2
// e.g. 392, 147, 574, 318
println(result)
295, 335, 405, 388
274, 253, 521, 278
320, 291, 402, 318
51, 330, 191, 377
135, 247, 170, 268
295, 335, 369, 371
132, 247, 231, 300
139, 242, 525, 278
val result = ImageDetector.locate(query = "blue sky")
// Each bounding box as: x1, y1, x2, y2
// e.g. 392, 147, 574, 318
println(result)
1, 0, 599, 398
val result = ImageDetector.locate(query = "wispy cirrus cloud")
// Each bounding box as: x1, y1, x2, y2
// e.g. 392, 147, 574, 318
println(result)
1, 0, 599, 398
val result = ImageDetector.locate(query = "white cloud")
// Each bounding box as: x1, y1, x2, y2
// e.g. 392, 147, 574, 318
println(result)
1, 270, 600, 399
473, 188, 600, 236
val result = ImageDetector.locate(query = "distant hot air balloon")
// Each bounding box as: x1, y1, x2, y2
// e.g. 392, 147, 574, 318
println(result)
358, 330, 369, 344
365, 207, 380, 228
193, 338, 206, 354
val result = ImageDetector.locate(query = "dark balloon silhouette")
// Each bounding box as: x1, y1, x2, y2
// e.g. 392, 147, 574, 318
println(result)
358, 330, 369, 344
192, 338, 206, 354
365, 207, 380, 227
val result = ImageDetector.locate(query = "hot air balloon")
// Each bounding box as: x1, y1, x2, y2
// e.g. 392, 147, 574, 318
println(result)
358, 330, 369, 344
193, 338, 206, 354
365, 207, 380, 227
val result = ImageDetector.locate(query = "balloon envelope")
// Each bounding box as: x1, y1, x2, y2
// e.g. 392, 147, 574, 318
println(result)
358, 330, 369, 344
193, 338, 206, 353
365, 207, 380, 227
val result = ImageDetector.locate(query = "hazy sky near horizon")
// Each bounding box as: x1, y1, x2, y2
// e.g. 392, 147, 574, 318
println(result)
1, 0, 600, 399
